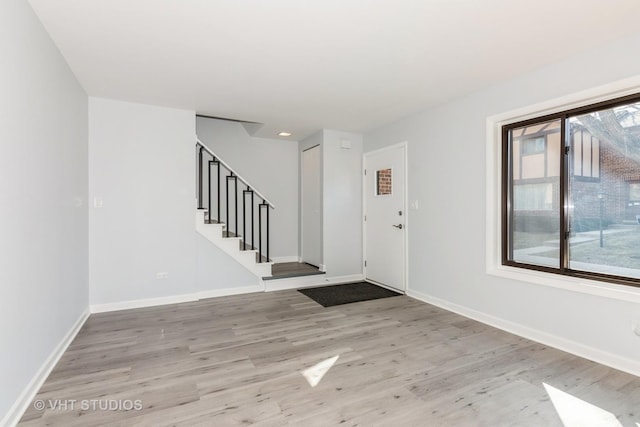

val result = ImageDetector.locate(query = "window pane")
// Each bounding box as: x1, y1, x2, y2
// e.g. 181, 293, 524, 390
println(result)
376, 168, 392, 195
523, 137, 545, 155
568, 102, 640, 279
514, 183, 553, 211
507, 119, 562, 268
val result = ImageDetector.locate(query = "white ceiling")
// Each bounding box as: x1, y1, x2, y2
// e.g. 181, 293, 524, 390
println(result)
28, 0, 640, 140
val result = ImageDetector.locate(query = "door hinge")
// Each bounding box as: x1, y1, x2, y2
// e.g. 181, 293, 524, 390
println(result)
564, 146, 570, 155
364, 215, 367, 221
364, 260, 367, 267
364, 169, 367, 175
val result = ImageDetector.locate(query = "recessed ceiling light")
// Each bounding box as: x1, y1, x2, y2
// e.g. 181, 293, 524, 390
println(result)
278, 132, 292, 137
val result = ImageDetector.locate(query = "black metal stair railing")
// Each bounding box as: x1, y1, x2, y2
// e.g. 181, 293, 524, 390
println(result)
196, 141, 273, 263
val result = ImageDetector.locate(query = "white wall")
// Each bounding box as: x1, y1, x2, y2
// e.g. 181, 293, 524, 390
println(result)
299, 131, 325, 264
196, 117, 298, 260
89, 100, 259, 307
298, 130, 363, 277
196, 233, 259, 293
364, 32, 640, 372
0, 0, 88, 421
89, 98, 198, 305
323, 130, 363, 277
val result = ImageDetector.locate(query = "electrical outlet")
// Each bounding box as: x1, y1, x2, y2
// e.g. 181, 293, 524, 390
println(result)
93, 197, 103, 208
156, 272, 169, 280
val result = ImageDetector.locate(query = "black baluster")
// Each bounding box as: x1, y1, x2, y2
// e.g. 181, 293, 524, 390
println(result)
250, 191, 254, 252
258, 203, 262, 263
207, 160, 213, 222
266, 204, 270, 262
242, 187, 249, 250
226, 172, 232, 235
234, 176, 238, 237
197, 146, 203, 209
216, 160, 220, 222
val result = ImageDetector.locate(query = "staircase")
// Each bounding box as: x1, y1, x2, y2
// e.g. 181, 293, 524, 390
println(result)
195, 139, 274, 278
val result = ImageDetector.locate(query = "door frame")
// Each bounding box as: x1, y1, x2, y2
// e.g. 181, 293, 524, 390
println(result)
362, 141, 409, 293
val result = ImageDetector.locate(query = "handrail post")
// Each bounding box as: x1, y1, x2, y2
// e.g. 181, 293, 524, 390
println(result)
242, 187, 248, 250
258, 203, 262, 262
207, 160, 213, 222
197, 146, 203, 209
251, 191, 254, 251
234, 176, 238, 237
225, 173, 238, 236
216, 160, 220, 222
258, 200, 268, 263
226, 173, 232, 234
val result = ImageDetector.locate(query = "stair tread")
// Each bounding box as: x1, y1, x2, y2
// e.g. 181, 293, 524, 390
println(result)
263, 262, 323, 280
204, 219, 224, 225
239, 240, 257, 251
263, 270, 325, 280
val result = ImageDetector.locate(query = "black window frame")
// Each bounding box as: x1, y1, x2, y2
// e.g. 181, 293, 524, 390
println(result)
502, 92, 640, 289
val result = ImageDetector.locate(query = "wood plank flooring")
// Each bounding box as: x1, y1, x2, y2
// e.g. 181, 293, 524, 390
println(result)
18, 290, 640, 426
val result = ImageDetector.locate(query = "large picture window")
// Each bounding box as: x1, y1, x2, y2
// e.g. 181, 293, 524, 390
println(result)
503, 94, 640, 286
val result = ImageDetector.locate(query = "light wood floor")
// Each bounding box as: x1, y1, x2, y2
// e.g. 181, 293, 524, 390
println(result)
19, 290, 640, 426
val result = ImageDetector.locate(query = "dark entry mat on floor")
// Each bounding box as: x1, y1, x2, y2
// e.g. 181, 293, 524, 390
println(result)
298, 282, 402, 307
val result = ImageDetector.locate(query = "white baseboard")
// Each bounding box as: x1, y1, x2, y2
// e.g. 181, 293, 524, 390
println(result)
265, 274, 364, 292
364, 278, 404, 294
1, 309, 89, 427
198, 284, 264, 300
90, 293, 198, 314
406, 288, 640, 378
271, 256, 299, 263
90, 285, 271, 313
89, 273, 365, 314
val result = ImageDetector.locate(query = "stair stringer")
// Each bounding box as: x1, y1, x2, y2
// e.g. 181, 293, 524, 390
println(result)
195, 210, 273, 278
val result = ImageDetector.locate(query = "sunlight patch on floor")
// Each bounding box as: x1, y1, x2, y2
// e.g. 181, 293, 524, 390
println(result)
301, 355, 339, 387
543, 383, 622, 427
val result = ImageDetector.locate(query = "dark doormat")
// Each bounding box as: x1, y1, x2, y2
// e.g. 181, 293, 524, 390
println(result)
298, 282, 402, 307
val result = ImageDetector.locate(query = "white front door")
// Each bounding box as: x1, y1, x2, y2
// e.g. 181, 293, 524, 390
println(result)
364, 143, 406, 291
302, 145, 322, 267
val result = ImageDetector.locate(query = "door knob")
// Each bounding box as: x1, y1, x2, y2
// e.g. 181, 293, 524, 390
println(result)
392, 224, 403, 229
